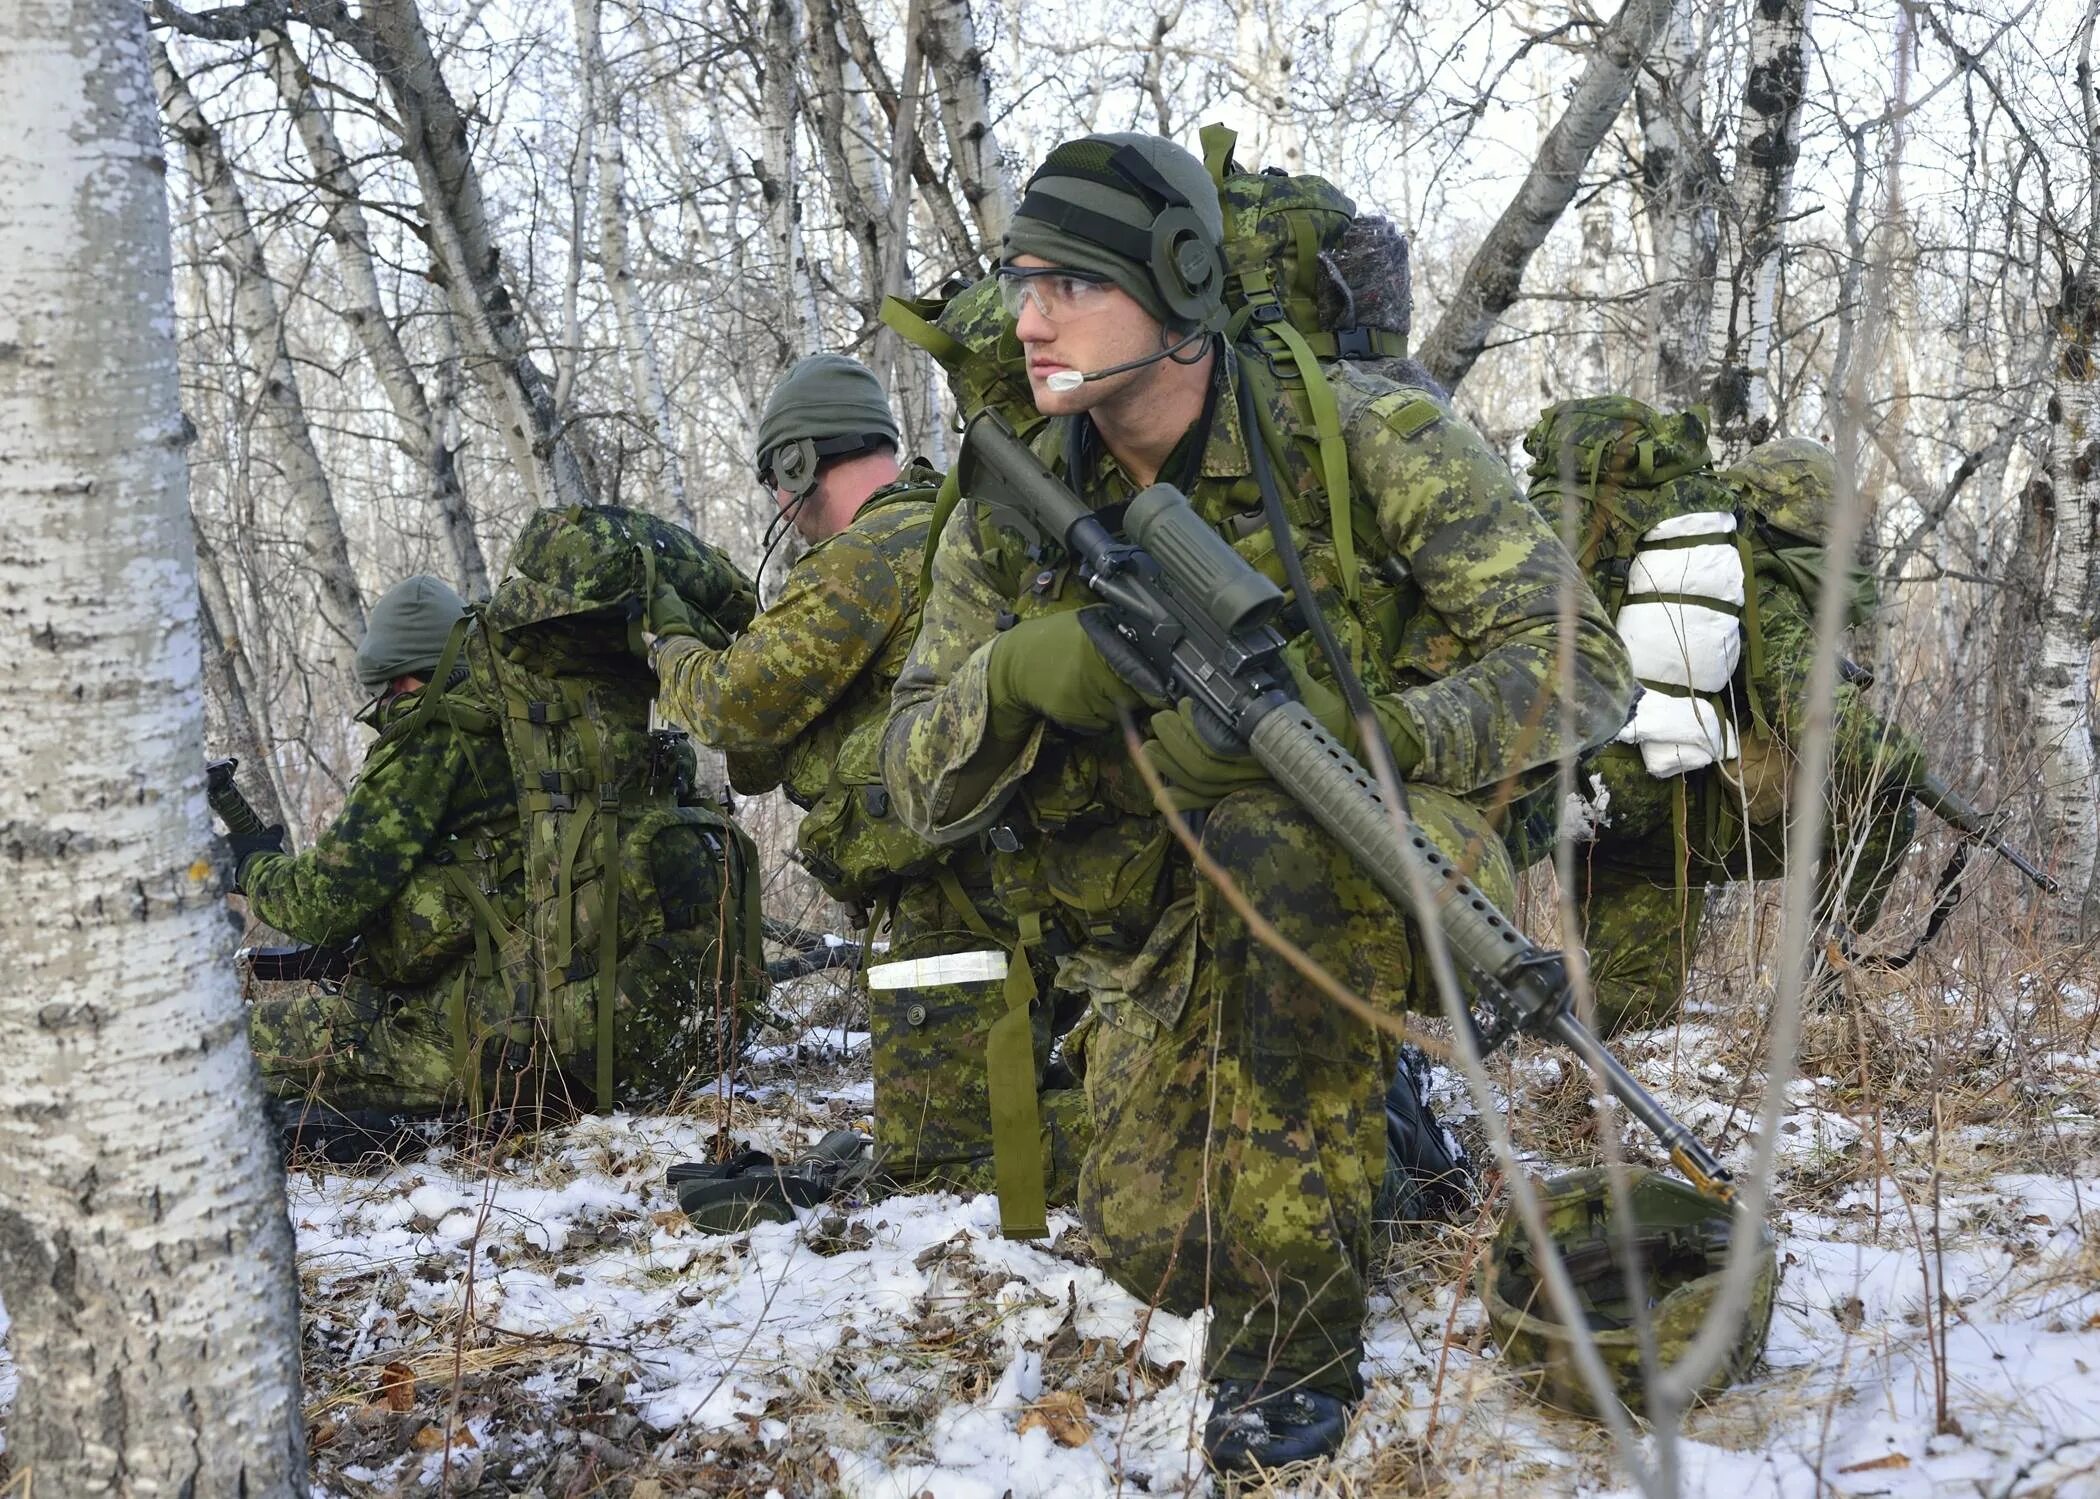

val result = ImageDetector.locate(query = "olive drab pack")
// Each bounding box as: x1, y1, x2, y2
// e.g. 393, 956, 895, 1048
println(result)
412, 504, 769, 1111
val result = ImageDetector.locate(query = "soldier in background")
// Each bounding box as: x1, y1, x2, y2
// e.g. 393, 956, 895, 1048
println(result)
649, 354, 1086, 1214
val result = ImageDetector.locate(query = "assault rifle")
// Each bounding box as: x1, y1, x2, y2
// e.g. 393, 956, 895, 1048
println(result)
761, 918, 864, 982
205, 756, 269, 842
958, 411, 1738, 1203
1833, 660, 2056, 895
209, 757, 355, 982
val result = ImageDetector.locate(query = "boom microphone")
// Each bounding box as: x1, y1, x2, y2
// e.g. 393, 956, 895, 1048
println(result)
1044, 329, 1211, 392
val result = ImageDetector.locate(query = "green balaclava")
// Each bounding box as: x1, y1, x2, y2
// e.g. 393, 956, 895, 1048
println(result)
355, 575, 466, 691
1001, 132, 1228, 335
752, 353, 901, 489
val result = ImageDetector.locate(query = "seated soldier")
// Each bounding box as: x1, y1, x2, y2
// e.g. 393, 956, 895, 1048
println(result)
649, 355, 1086, 1225
1576, 438, 1927, 1033
230, 574, 756, 1151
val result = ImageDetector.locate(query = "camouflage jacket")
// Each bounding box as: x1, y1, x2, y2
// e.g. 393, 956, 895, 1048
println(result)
882, 354, 1634, 944
655, 462, 948, 903
243, 672, 524, 987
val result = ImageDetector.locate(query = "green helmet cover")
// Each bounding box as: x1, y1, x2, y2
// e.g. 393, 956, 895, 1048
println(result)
1480, 1168, 1777, 1418
1724, 436, 1837, 543
355, 575, 466, 691
753, 353, 900, 481
1002, 132, 1227, 334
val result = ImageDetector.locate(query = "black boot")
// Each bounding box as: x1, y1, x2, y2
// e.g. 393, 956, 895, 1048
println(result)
1377, 1044, 1473, 1226
1203, 1379, 1352, 1470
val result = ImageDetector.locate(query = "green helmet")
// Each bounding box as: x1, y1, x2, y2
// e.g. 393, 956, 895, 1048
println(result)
1003, 132, 1228, 335
1723, 437, 1836, 543
355, 575, 466, 691
1479, 1169, 1777, 1418
753, 354, 900, 497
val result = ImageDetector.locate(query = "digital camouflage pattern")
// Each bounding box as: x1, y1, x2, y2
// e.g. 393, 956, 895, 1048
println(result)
655, 464, 944, 906
1575, 452, 1925, 1033
653, 461, 1088, 1193
1479, 1167, 1777, 1417
883, 353, 1633, 1394
248, 621, 765, 1115
246, 675, 522, 1112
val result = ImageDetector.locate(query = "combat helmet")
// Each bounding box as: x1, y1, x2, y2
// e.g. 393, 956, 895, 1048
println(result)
1479, 1168, 1777, 1418
1723, 436, 1837, 544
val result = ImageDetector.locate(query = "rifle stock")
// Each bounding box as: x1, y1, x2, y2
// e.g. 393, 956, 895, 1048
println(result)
961, 411, 1737, 1202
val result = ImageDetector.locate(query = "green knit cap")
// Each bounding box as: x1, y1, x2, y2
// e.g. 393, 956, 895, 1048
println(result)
1002, 132, 1227, 333
355, 575, 466, 690
753, 353, 900, 480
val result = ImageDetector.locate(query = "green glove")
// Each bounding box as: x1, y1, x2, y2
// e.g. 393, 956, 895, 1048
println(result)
1140, 640, 1426, 802
985, 607, 1167, 738
647, 583, 700, 641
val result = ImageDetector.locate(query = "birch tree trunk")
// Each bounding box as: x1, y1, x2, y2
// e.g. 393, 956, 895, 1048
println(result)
2023, 3, 2100, 917
920, 0, 1012, 249
153, 35, 368, 679
576, 0, 691, 522
195, 516, 292, 833
0, 0, 307, 1488
1708, 0, 1814, 448
835, 0, 981, 273
1231, 0, 1303, 173
1635, 0, 1718, 407
758, 0, 821, 368
1416, 0, 1667, 394
264, 30, 489, 597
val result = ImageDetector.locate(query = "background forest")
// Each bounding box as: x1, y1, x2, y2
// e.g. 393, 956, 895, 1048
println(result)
148, 0, 2100, 927
3, 0, 2099, 1492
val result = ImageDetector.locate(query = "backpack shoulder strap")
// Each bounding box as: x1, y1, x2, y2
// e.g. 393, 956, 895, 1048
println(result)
1234, 342, 1360, 604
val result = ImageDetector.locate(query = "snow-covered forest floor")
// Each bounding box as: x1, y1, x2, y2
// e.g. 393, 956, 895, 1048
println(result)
5, 932, 2100, 1497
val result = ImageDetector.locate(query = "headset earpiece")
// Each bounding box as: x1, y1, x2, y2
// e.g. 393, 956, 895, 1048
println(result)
1150, 206, 1225, 331
769, 437, 821, 498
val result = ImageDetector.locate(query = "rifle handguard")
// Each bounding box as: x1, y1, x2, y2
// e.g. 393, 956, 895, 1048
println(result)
206, 757, 270, 841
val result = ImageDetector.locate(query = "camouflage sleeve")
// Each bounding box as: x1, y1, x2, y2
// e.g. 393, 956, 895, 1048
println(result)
882, 502, 1046, 843
1752, 573, 1925, 790
242, 723, 469, 946
1353, 396, 1635, 793
656, 531, 903, 758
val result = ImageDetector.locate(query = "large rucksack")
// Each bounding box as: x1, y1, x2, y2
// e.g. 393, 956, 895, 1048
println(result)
414, 505, 769, 1111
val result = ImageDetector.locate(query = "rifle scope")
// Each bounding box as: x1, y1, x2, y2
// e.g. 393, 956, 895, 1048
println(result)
1125, 483, 1285, 636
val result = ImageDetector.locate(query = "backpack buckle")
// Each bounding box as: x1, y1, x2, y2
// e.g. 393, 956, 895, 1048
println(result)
1334, 324, 1373, 359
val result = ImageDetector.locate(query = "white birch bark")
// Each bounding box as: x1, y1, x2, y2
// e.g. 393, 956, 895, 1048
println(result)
759, 0, 820, 366
1571, 195, 1617, 394
265, 30, 490, 597
0, 0, 306, 1488
920, 0, 1013, 249
834, 0, 981, 273
1634, 0, 1718, 408
152, 35, 369, 679
1416, 0, 1668, 394
2028, 2, 2100, 915
1230, 0, 1302, 172
576, 0, 690, 522
1709, 0, 1814, 448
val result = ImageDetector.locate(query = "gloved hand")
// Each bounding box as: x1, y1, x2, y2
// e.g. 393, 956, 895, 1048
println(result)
1140, 640, 1426, 801
226, 824, 286, 895
985, 606, 1169, 739
646, 583, 700, 642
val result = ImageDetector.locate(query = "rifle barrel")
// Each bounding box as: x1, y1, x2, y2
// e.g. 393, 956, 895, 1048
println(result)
1916, 771, 2059, 894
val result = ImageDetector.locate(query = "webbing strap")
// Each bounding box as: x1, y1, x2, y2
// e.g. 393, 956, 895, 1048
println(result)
880, 294, 968, 366
986, 909, 1049, 1239
1200, 122, 1237, 186
400, 617, 474, 739
445, 967, 479, 1119
1735, 527, 1770, 733
920, 468, 966, 605
1259, 324, 1359, 604
595, 788, 620, 1107
934, 865, 1001, 943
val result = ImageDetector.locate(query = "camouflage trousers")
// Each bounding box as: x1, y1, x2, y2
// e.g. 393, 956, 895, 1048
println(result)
1077, 784, 1511, 1401
1577, 743, 1918, 1034
869, 875, 1089, 1203
251, 955, 757, 1117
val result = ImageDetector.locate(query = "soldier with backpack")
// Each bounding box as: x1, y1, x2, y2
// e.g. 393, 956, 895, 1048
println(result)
1521, 411, 1928, 1033
229, 540, 769, 1155
647, 354, 1087, 1220
880, 130, 1634, 1470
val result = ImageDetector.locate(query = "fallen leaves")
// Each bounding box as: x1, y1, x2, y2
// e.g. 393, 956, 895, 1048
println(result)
376, 1361, 416, 1413
1017, 1391, 1092, 1448
1837, 1452, 1910, 1474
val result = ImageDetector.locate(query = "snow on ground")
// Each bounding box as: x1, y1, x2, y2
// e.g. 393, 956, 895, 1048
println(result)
3, 973, 2097, 1496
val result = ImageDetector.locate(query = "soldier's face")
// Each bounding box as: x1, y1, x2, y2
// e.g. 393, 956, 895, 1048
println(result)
1008, 254, 1166, 416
